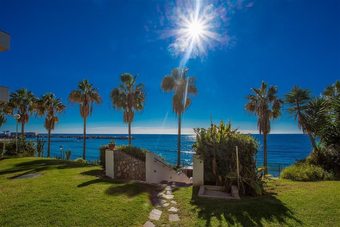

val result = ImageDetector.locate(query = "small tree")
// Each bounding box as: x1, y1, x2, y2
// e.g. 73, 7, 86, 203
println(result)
111, 73, 145, 145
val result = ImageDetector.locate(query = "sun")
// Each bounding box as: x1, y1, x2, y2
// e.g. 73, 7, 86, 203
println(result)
168, 1, 224, 66
187, 19, 204, 39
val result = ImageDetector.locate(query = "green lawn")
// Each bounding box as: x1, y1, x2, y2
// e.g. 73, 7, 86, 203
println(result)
0, 157, 155, 226
1, 158, 340, 227
173, 179, 340, 226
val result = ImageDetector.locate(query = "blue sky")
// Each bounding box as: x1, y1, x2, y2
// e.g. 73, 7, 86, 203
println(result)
0, 0, 339, 134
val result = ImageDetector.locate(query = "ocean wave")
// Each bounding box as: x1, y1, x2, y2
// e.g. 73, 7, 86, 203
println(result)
181, 150, 195, 154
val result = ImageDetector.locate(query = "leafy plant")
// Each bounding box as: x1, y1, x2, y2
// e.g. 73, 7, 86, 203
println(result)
280, 163, 334, 181
193, 121, 262, 196
116, 145, 147, 161
36, 137, 45, 157
65, 150, 71, 160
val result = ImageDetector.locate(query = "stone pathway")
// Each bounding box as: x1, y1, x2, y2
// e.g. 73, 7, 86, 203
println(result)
143, 183, 181, 226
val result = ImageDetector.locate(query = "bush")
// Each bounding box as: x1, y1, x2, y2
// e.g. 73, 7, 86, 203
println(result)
280, 163, 334, 181
193, 121, 262, 196
74, 158, 87, 164
117, 145, 146, 161
308, 145, 340, 178
65, 150, 71, 160
0, 139, 35, 157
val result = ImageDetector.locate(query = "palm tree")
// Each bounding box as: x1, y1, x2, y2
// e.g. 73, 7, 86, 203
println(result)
161, 68, 197, 167
69, 80, 101, 160
8, 89, 36, 139
111, 73, 145, 145
36, 93, 65, 157
245, 81, 282, 175
323, 80, 340, 98
0, 101, 6, 127
284, 86, 318, 150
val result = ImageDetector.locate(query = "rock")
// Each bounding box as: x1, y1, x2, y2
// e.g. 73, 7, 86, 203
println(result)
149, 209, 162, 221
169, 214, 180, 222
143, 221, 155, 227
168, 207, 178, 213
170, 200, 177, 205
162, 202, 169, 207
162, 194, 174, 200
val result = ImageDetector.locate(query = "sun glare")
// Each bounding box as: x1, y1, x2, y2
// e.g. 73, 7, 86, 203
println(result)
167, 0, 225, 66
187, 19, 204, 39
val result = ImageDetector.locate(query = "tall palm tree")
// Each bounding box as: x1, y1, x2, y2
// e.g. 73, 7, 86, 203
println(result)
0, 101, 6, 128
8, 89, 36, 139
111, 73, 145, 145
245, 81, 282, 175
69, 80, 101, 160
323, 80, 340, 99
284, 86, 318, 150
36, 93, 65, 157
161, 68, 197, 167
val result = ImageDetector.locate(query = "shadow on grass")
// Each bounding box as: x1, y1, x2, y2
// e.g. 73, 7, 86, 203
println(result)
190, 187, 302, 227
78, 169, 160, 205
0, 159, 90, 179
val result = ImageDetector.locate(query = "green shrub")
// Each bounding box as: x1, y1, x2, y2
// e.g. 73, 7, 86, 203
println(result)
65, 150, 71, 160
193, 121, 262, 196
280, 163, 334, 181
74, 158, 87, 164
0, 139, 35, 157
116, 145, 146, 161
307, 145, 340, 178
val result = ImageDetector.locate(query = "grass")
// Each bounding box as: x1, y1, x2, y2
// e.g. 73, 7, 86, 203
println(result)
1, 157, 339, 226
0, 157, 155, 226
172, 180, 340, 226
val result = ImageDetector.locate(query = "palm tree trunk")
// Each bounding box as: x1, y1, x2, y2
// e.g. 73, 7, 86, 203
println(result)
128, 121, 132, 145
83, 116, 87, 160
21, 122, 25, 140
47, 129, 51, 158
177, 114, 181, 168
307, 132, 318, 151
263, 133, 268, 175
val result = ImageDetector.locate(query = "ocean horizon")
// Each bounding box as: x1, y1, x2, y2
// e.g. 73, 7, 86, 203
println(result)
27, 133, 312, 175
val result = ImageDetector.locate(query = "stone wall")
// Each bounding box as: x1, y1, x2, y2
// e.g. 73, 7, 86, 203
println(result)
114, 150, 146, 181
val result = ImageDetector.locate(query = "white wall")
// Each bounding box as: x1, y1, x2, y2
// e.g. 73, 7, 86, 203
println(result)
193, 155, 204, 186
105, 149, 114, 178
145, 152, 191, 184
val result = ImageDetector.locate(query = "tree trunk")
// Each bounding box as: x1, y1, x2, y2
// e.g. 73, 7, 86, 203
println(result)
21, 122, 25, 140
47, 129, 51, 158
307, 132, 318, 151
83, 116, 87, 160
263, 133, 268, 175
177, 114, 182, 168
128, 121, 132, 145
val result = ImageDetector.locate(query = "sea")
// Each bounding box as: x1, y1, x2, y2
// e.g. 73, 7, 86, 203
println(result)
29, 134, 312, 176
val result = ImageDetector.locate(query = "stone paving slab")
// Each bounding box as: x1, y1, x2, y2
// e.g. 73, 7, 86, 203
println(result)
169, 214, 180, 222
162, 194, 174, 200
143, 220, 155, 227
168, 207, 178, 213
149, 208, 162, 221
